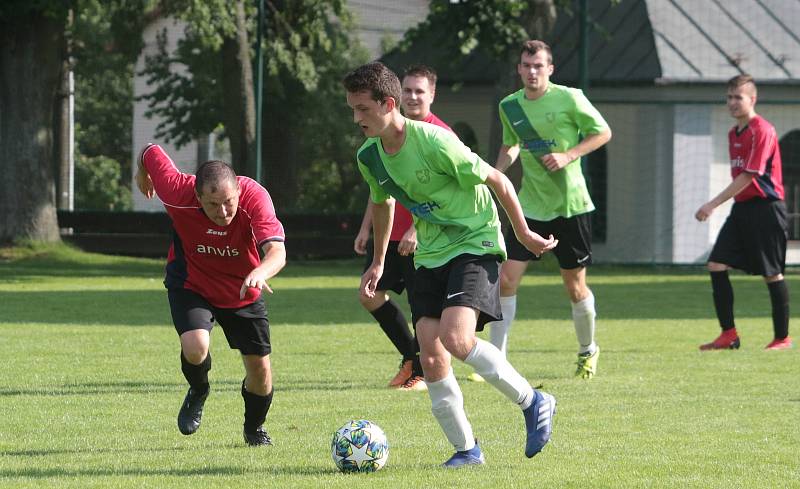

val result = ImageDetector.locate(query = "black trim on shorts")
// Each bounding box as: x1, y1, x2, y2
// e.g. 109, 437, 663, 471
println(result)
167, 288, 272, 356
363, 240, 416, 296
410, 253, 502, 332
505, 213, 593, 269
708, 199, 787, 276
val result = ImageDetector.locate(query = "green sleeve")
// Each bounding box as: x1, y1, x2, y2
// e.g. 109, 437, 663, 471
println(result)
431, 130, 489, 189
571, 89, 609, 136
357, 158, 389, 204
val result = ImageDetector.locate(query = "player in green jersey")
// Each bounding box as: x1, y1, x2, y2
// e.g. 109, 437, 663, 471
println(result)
487, 40, 611, 380
343, 61, 558, 467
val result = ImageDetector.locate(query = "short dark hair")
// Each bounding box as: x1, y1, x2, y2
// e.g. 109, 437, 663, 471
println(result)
342, 62, 402, 105
521, 40, 553, 64
403, 64, 438, 89
195, 160, 237, 195
727, 74, 757, 95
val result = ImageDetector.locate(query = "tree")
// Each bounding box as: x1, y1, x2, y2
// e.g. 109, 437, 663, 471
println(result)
400, 0, 559, 157
140, 0, 369, 210
0, 3, 70, 242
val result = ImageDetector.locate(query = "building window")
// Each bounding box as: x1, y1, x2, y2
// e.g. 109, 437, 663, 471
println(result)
779, 130, 800, 240
585, 146, 607, 243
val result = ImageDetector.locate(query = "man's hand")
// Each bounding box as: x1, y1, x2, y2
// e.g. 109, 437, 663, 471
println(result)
135, 169, 155, 199
360, 263, 384, 299
354, 228, 370, 255
695, 203, 715, 222
518, 230, 558, 257
397, 227, 417, 256
240, 268, 273, 300
541, 152, 572, 172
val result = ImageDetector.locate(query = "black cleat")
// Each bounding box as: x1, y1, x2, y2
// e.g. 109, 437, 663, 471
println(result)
177, 386, 209, 435
243, 426, 273, 446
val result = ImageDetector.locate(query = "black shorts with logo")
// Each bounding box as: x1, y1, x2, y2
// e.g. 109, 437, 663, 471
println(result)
364, 240, 416, 297
506, 213, 593, 269
709, 199, 787, 276
168, 288, 272, 356
411, 253, 502, 332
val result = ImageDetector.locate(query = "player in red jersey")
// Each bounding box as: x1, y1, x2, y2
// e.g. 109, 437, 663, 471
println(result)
136, 144, 287, 445
354, 65, 454, 391
695, 75, 792, 351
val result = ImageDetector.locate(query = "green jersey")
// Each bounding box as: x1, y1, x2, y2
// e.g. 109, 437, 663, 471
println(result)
499, 83, 609, 221
356, 118, 505, 269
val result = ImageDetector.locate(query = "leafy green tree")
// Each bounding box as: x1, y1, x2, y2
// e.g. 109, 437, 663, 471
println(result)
0, 2, 70, 242
140, 0, 369, 210
400, 0, 559, 157
75, 154, 133, 210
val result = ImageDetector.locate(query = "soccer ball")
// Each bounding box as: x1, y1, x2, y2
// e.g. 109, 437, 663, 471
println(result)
331, 419, 389, 473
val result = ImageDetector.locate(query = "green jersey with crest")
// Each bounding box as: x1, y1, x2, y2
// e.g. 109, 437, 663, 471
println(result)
356, 118, 505, 269
499, 83, 608, 221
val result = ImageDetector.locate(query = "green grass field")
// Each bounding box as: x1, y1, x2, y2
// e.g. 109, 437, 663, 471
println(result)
0, 244, 798, 488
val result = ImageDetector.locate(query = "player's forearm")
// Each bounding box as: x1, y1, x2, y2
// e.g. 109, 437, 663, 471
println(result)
708, 172, 756, 208
257, 241, 287, 279
494, 145, 519, 173
371, 199, 394, 266
359, 199, 374, 234
565, 129, 611, 161
485, 169, 528, 235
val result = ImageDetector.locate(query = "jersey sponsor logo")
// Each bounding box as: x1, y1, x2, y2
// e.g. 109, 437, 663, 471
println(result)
482, 240, 495, 248
409, 201, 441, 217
196, 244, 240, 257
731, 156, 745, 168
415, 169, 430, 184
522, 138, 557, 152
378, 178, 390, 185
733, 143, 742, 148
206, 228, 227, 236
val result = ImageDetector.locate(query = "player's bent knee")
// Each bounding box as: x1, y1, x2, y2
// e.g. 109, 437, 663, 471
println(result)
182, 347, 208, 365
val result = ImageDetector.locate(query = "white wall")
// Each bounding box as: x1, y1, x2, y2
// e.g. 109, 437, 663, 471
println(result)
131, 17, 197, 212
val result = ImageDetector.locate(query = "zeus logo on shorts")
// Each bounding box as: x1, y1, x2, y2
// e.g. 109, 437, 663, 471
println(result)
196, 244, 240, 257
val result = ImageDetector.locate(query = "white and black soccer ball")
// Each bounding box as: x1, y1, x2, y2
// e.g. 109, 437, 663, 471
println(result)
331, 419, 389, 473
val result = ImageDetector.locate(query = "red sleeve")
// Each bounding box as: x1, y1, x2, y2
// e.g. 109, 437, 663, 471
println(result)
141, 145, 197, 206
744, 122, 775, 175
238, 177, 285, 246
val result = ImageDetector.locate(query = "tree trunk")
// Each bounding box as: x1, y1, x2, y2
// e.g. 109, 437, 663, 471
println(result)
0, 10, 65, 243
220, 0, 256, 177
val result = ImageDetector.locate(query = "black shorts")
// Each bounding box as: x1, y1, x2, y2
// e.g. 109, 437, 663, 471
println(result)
364, 240, 416, 297
506, 213, 593, 269
709, 199, 788, 276
411, 254, 502, 332
168, 288, 272, 356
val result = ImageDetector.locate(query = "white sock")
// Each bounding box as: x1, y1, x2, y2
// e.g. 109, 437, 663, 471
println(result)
489, 295, 516, 356
427, 369, 475, 452
572, 290, 597, 355
464, 339, 534, 410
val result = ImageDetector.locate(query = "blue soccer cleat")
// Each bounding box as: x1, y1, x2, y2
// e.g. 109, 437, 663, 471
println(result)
442, 440, 486, 468
522, 390, 556, 458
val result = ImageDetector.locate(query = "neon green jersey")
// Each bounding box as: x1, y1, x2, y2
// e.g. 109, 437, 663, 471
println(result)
356, 118, 505, 269
500, 83, 609, 221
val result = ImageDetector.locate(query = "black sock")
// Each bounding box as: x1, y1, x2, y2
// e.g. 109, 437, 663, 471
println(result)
710, 271, 735, 331
767, 280, 790, 340
242, 380, 273, 431
180, 351, 211, 393
370, 298, 415, 359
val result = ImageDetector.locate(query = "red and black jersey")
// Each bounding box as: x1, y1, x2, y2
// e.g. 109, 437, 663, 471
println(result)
729, 115, 784, 202
389, 112, 455, 241
142, 145, 285, 309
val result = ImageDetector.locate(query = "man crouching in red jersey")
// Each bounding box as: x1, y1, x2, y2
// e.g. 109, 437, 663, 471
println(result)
136, 144, 286, 445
